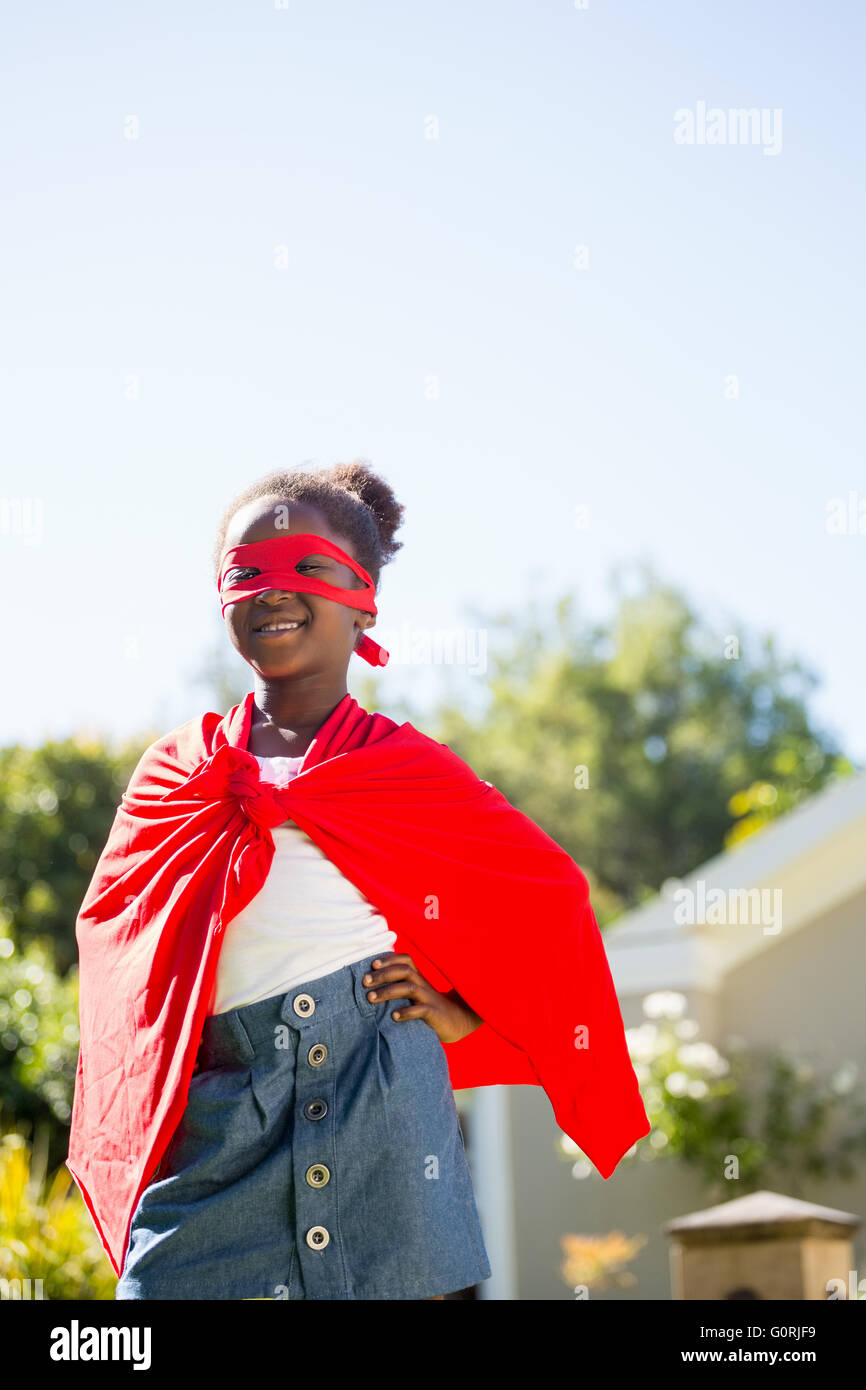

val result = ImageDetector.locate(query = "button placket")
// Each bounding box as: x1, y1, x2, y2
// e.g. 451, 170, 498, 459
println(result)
292, 999, 341, 1296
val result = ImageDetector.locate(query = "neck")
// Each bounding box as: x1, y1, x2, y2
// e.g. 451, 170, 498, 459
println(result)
249, 676, 349, 755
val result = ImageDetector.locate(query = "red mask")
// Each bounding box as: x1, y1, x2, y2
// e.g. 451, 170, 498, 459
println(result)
217, 533, 388, 667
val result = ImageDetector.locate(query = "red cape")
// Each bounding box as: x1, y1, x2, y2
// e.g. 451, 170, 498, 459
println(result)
67, 691, 650, 1277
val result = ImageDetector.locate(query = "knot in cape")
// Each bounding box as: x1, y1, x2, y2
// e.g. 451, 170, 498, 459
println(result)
162, 743, 294, 832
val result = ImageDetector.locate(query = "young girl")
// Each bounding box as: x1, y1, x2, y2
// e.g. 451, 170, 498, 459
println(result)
67, 460, 650, 1301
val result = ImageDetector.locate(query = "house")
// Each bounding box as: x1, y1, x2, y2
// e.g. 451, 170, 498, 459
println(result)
461, 769, 866, 1299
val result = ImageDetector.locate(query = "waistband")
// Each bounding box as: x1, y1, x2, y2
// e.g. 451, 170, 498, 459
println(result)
196, 953, 388, 1069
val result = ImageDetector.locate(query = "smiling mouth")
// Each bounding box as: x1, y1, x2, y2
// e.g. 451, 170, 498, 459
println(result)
253, 620, 306, 636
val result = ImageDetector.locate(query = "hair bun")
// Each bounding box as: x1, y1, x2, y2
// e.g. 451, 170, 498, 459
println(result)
327, 459, 405, 564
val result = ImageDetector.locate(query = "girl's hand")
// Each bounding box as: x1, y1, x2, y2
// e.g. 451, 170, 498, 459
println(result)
363, 953, 483, 1045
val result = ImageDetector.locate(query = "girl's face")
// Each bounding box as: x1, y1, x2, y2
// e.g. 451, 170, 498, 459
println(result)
219, 498, 377, 680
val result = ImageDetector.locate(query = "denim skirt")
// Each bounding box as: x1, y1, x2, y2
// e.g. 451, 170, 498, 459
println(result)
114, 952, 491, 1300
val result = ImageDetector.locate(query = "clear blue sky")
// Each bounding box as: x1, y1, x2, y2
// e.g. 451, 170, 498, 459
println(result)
2, 0, 864, 761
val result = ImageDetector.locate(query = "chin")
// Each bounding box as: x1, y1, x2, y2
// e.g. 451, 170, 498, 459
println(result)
251, 658, 307, 677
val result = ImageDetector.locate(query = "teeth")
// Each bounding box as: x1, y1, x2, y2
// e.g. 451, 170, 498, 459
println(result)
259, 621, 302, 632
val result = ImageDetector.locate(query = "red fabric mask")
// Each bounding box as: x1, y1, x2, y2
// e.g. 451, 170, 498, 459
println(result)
218, 533, 388, 667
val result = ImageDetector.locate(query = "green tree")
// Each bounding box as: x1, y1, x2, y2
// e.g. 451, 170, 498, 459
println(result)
425, 564, 855, 924
0, 737, 149, 975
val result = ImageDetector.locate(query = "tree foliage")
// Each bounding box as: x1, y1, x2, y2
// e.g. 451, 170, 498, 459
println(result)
424, 567, 854, 923
0, 737, 149, 975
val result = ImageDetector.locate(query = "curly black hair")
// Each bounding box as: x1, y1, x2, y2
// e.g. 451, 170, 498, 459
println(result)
212, 459, 405, 592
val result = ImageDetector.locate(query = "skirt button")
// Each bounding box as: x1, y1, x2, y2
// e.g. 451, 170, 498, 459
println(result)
303, 1098, 328, 1121
305, 1163, 331, 1187
307, 1043, 328, 1067
293, 993, 316, 1018
306, 1225, 330, 1250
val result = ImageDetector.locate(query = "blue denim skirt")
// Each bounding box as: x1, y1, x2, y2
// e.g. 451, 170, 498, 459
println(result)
114, 952, 491, 1300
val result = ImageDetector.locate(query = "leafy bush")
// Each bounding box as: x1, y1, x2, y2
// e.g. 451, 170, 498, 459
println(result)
0, 1126, 116, 1300
560, 990, 866, 1194
0, 933, 80, 1175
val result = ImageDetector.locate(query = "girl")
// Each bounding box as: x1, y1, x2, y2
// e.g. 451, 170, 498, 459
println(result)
68, 460, 650, 1301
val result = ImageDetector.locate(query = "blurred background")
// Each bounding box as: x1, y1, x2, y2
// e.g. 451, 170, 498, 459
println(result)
1, 0, 864, 1300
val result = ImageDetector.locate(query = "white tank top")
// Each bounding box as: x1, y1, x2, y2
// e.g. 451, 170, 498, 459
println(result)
209, 753, 396, 1016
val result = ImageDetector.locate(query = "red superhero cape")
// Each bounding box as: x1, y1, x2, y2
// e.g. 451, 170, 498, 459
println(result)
66, 691, 650, 1277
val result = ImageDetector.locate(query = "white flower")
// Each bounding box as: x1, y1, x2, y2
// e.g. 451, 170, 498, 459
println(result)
664, 1071, 690, 1096
626, 1023, 660, 1060
642, 991, 687, 1020
676, 1042, 721, 1071
831, 1063, 858, 1095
